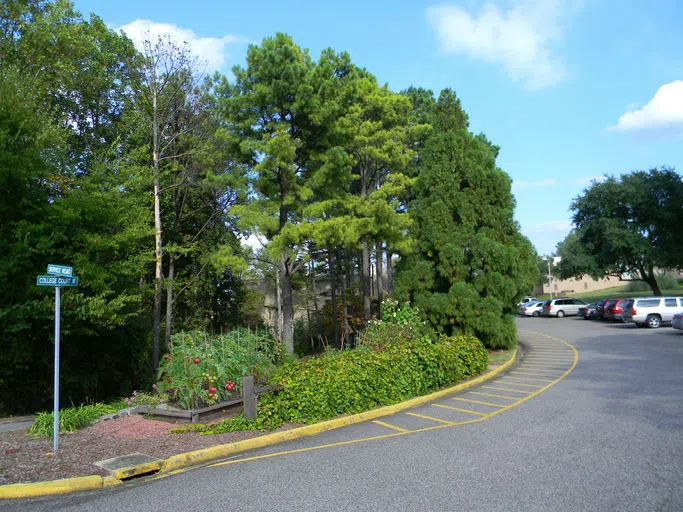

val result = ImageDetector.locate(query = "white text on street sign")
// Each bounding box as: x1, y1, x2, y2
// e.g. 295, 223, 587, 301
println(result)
47, 264, 73, 277
37, 275, 79, 287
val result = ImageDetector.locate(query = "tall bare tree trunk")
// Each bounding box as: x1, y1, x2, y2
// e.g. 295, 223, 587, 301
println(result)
329, 249, 339, 347
164, 256, 175, 350
376, 242, 383, 317
280, 255, 294, 353
361, 241, 371, 322
152, 88, 163, 373
386, 249, 393, 293
340, 263, 351, 349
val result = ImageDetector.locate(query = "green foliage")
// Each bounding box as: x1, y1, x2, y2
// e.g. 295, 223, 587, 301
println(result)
394, 89, 536, 350
155, 329, 284, 409
247, 335, 487, 429
170, 413, 269, 434
28, 402, 124, 438
357, 298, 434, 349
123, 390, 165, 408
559, 168, 683, 296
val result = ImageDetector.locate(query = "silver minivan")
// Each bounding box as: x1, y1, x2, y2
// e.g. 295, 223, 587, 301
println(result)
622, 297, 683, 328
541, 298, 586, 317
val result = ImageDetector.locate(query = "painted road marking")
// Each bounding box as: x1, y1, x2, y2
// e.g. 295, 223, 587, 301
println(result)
503, 376, 553, 383
206, 329, 578, 471
514, 368, 565, 374
372, 420, 409, 433
481, 386, 532, 395
470, 391, 523, 400
406, 412, 456, 425
451, 397, 505, 408
496, 380, 544, 388
509, 371, 558, 379
432, 404, 487, 416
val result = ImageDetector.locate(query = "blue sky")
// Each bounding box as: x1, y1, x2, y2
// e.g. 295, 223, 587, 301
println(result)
73, 0, 683, 255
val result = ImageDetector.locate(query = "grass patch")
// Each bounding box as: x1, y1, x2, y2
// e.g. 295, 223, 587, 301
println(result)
28, 402, 126, 438
488, 349, 515, 366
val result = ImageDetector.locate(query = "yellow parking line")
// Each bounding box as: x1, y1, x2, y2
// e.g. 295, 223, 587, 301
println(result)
405, 412, 456, 425
372, 420, 409, 433
451, 397, 505, 408
502, 376, 552, 383
481, 386, 532, 395
510, 371, 558, 378
497, 380, 543, 388
432, 404, 487, 416
516, 367, 567, 373
470, 391, 523, 401
524, 356, 574, 363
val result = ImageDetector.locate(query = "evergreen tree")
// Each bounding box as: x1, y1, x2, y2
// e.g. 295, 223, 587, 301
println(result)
395, 89, 536, 349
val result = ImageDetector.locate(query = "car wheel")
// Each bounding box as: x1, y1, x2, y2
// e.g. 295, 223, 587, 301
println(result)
532, 311, 540, 317
556, 310, 565, 318
646, 315, 661, 328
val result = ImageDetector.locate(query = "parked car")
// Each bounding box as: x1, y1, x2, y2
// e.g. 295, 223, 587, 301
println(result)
541, 298, 586, 317
577, 302, 597, 320
603, 298, 628, 322
519, 300, 544, 317
595, 298, 611, 320
517, 296, 538, 307
622, 297, 683, 328
672, 313, 683, 331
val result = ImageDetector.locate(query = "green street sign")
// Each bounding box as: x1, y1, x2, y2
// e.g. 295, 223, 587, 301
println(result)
37, 275, 79, 287
47, 264, 73, 277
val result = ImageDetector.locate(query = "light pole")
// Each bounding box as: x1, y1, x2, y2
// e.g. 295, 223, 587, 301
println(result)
547, 259, 553, 299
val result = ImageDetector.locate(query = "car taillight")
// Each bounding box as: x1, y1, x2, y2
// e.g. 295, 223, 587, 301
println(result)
631, 308, 636, 315
615, 306, 622, 313
548, 304, 553, 308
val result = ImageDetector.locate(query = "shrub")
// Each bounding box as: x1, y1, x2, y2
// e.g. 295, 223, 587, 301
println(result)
248, 334, 487, 429
155, 328, 283, 409
357, 299, 435, 349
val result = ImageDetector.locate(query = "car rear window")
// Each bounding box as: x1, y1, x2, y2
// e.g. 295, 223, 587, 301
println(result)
664, 298, 677, 307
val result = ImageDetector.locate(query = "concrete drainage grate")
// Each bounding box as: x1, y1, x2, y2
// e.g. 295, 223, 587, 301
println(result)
94, 453, 163, 481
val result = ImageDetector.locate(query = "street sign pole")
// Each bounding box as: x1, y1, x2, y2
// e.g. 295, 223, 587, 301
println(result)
36, 264, 78, 451
53, 286, 61, 452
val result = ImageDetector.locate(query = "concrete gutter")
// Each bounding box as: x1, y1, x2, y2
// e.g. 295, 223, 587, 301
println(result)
0, 347, 518, 500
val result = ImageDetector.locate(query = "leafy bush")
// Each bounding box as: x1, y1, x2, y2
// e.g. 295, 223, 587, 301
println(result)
28, 402, 124, 438
357, 299, 435, 349
155, 328, 284, 409
240, 334, 487, 430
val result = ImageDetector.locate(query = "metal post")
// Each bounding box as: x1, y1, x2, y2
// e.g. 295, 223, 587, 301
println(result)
53, 286, 61, 451
547, 260, 553, 299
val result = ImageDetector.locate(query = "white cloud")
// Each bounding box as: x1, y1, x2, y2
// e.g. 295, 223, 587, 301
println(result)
119, 19, 241, 72
606, 80, 683, 136
570, 175, 605, 187
512, 178, 559, 189
425, 1, 574, 90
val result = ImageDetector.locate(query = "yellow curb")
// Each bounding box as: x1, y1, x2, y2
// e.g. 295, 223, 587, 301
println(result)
1, 347, 518, 498
0, 475, 104, 499
110, 461, 163, 481
162, 347, 517, 473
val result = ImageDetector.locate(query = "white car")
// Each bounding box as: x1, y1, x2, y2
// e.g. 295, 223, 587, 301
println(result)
541, 298, 586, 317
622, 297, 683, 328
517, 296, 537, 307
519, 300, 544, 317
